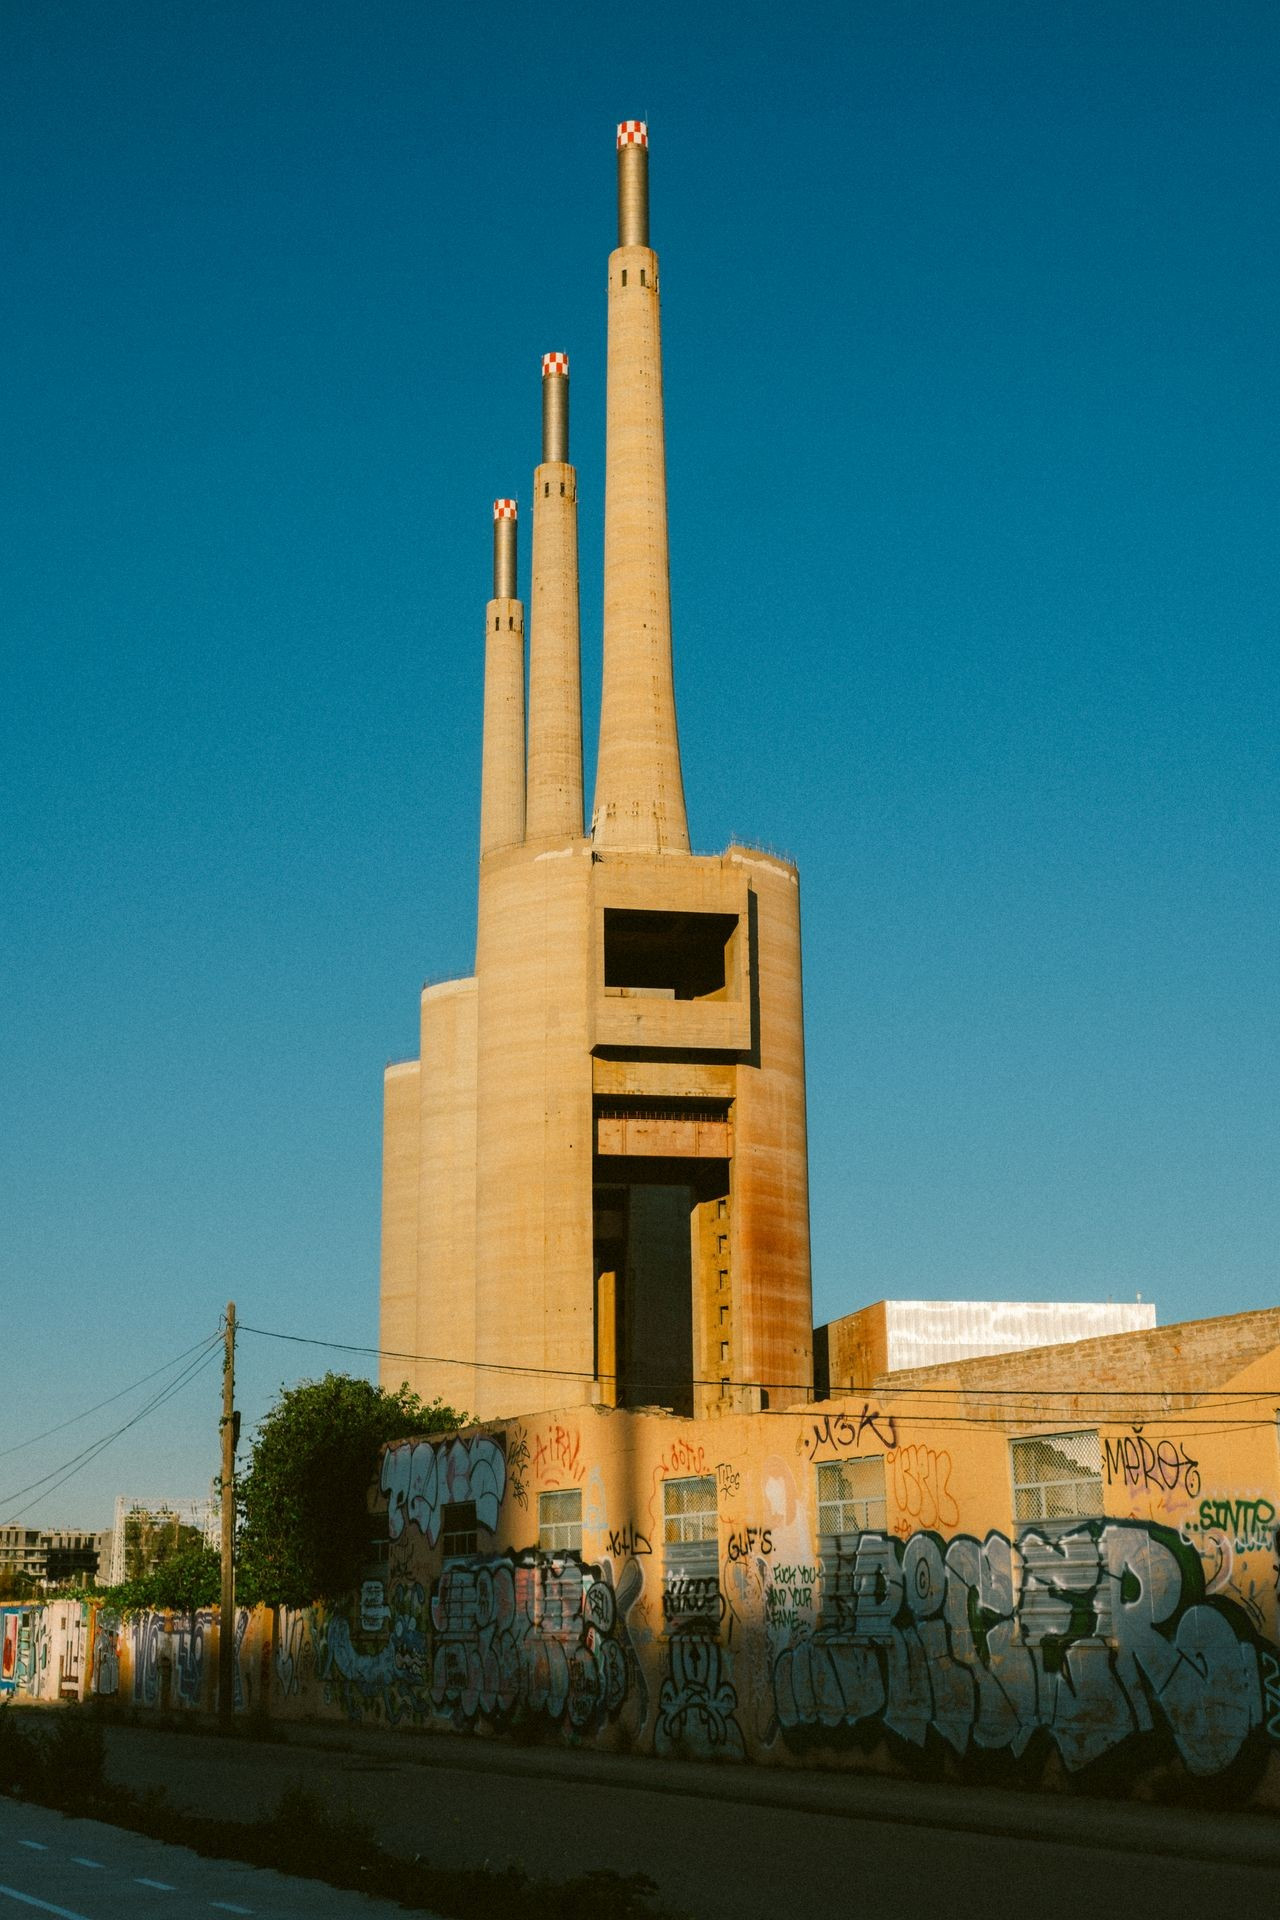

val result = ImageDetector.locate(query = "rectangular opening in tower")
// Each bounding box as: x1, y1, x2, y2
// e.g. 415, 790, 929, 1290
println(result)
603, 909, 739, 1000
593, 1146, 731, 1421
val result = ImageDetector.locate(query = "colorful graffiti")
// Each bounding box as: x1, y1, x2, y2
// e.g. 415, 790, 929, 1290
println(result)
0, 1609, 34, 1693
430, 1552, 636, 1732
129, 1611, 163, 1706
773, 1521, 1273, 1777
656, 1635, 744, 1758
275, 1607, 313, 1699
4, 1405, 1278, 1806
316, 1580, 430, 1725
91, 1610, 120, 1697
1188, 1495, 1277, 1554
381, 1433, 506, 1545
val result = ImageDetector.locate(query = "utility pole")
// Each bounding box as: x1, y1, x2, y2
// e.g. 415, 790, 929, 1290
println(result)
218, 1300, 237, 1731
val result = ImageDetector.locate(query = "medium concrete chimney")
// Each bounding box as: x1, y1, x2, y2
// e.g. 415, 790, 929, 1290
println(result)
592, 120, 689, 853
617, 118, 649, 247
526, 354, 584, 841
480, 498, 526, 855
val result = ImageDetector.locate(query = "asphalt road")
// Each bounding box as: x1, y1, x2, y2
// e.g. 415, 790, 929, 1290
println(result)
95, 1723, 1280, 1920
0, 1798, 437, 1920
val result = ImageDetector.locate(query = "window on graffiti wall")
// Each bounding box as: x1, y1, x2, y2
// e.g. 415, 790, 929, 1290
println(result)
440, 1500, 478, 1558
1010, 1431, 1103, 1528
815, 1456, 887, 1623
538, 1488, 583, 1553
662, 1474, 719, 1631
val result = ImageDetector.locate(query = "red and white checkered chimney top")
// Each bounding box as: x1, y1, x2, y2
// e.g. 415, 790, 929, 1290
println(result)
541, 352, 569, 378
493, 498, 517, 520
617, 120, 648, 148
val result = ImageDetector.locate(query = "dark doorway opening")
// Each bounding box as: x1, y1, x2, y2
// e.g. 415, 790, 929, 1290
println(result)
593, 1157, 730, 1417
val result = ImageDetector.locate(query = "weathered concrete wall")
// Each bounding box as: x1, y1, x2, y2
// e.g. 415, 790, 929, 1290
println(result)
885, 1306, 1280, 1402
10, 1371, 1278, 1806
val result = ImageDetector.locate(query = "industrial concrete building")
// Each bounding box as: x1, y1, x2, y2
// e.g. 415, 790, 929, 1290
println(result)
381, 124, 812, 1422
814, 1297, 1158, 1396
0, 1526, 110, 1591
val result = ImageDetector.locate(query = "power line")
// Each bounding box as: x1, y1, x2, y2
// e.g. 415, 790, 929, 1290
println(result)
0, 1337, 224, 1527
0, 1332, 226, 1462
236, 1322, 1279, 1425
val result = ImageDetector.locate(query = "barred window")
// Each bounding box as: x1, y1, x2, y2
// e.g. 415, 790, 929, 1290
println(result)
1010, 1432, 1103, 1527
816, 1457, 887, 1538
816, 1456, 887, 1625
440, 1500, 477, 1558
538, 1488, 582, 1554
662, 1475, 718, 1631
664, 1474, 717, 1547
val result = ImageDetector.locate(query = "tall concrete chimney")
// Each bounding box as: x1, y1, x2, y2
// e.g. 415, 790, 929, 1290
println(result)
591, 121, 690, 853
479, 498, 526, 856
526, 353, 584, 840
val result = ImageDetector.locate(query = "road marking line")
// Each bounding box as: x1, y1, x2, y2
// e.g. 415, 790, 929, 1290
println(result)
133, 1879, 176, 1890
0, 1884, 92, 1919
210, 1905, 255, 1914
68, 1864, 102, 1872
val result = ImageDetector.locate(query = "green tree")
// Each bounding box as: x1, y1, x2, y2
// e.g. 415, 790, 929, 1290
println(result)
106, 1540, 221, 1615
236, 1374, 462, 1607
123, 1507, 203, 1581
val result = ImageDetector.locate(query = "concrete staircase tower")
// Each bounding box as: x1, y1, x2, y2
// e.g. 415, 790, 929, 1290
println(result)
380, 122, 814, 1427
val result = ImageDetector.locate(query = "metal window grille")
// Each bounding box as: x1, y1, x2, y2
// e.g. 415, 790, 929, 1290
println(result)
816, 1456, 888, 1623
440, 1500, 477, 1559
816, 1457, 887, 1538
662, 1475, 719, 1630
663, 1475, 718, 1547
1010, 1431, 1103, 1526
538, 1488, 583, 1554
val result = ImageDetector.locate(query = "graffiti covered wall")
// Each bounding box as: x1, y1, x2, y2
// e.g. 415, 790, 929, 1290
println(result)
0, 1600, 269, 1720
8, 1377, 1280, 1806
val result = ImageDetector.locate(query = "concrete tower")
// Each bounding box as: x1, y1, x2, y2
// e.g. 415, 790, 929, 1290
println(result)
381, 123, 812, 1421
593, 122, 688, 853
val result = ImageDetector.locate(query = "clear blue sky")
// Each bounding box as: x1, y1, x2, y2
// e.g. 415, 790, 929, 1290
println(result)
2, 2, 1276, 1530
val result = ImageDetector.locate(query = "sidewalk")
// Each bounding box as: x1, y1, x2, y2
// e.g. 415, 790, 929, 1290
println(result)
100, 1713, 1280, 1874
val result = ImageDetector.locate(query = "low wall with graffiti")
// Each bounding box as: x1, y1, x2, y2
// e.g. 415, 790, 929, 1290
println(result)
1, 1598, 271, 1719
6, 1380, 1279, 1806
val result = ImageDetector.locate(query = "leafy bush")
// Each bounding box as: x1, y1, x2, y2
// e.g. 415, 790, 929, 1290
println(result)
0, 1705, 105, 1806
99, 1540, 221, 1616
236, 1373, 464, 1607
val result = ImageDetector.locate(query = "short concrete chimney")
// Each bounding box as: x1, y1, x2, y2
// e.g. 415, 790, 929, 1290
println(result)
480, 498, 525, 855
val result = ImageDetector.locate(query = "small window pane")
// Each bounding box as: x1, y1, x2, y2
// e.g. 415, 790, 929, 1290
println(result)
441, 1500, 477, 1558
538, 1488, 583, 1554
